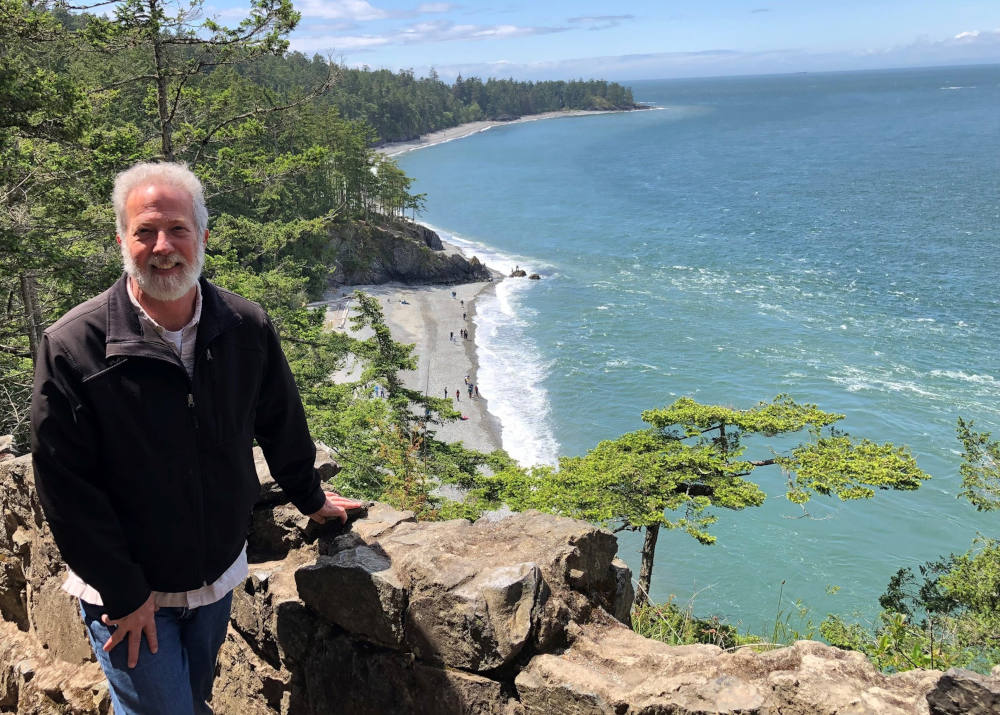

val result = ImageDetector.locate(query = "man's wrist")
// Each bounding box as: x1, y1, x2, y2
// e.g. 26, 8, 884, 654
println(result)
294, 484, 328, 517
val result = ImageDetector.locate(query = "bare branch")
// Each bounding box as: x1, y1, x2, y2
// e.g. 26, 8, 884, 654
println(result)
0, 345, 31, 357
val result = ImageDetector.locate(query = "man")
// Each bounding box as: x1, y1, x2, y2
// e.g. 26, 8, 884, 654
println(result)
30, 162, 361, 714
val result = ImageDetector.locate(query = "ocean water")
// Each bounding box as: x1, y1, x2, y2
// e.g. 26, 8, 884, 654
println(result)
396, 65, 1000, 628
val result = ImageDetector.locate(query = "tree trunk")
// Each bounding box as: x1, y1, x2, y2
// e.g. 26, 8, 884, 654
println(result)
635, 522, 660, 606
19, 272, 43, 364
150, 0, 174, 161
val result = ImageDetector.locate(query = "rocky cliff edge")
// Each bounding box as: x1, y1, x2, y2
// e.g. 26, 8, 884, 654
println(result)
0, 448, 998, 714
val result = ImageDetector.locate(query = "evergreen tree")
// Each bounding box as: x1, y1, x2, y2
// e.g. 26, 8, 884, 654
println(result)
467, 395, 928, 605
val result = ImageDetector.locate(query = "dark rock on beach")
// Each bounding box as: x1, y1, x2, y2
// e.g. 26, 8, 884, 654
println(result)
328, 219, 489, 286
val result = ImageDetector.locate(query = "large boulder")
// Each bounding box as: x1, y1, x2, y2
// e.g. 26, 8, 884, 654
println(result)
516, 622, 943, 715
295, 506, 630, 674
0, 619, 108, 713
926, 668, 1000, 714
0, 455, 92, 664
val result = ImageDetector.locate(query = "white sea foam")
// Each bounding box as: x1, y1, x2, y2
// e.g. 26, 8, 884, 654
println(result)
828, 366, 942, 398
929, 369, 997, 386
425, 224, 561, 467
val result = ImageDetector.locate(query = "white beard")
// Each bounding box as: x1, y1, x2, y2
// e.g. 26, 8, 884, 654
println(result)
121, 241, 204, 301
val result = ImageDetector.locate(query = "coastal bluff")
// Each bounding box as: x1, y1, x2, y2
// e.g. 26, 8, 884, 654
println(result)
0, 448, 997, 714
329, 219, 490, 286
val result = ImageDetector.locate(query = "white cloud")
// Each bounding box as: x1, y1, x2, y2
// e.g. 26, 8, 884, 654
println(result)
293, 18, 566, 53
410, 28, 1000, 82
297, 0, 388, 21
567, 15, 634, 31
417, 2, 454, 12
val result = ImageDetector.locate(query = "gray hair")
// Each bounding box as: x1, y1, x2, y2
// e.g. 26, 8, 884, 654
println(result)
112, 162, 209, 238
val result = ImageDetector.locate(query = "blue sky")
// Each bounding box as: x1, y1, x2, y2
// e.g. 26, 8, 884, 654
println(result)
213, 0, 1000, 80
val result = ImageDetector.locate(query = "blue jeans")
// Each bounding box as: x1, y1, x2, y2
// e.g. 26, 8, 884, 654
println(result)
80, 592, 232, 715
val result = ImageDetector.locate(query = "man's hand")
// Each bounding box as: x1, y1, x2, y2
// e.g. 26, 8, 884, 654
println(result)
308, 490, 364, 524
101, 592, 158, 668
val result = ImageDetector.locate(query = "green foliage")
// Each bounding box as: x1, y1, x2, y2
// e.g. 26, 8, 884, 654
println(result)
632, 599, 742, 649
940, 538, 1000, 622
778, 433, 927, 504
641, 393, 841, 437
632, 588, 820, 652
956, 417, 1000, 511
822, 420, 1000, 674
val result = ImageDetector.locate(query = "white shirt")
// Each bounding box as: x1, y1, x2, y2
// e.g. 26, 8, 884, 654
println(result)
62, 280, 248, 608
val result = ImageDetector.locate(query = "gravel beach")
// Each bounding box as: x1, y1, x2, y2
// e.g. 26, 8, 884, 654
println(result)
321, 273, 504, 455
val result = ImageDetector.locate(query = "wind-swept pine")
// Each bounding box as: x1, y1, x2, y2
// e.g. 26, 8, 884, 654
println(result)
475, 395, 929, 605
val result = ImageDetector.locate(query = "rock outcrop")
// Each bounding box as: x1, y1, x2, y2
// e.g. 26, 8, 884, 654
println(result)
329, 219, 491, 286
0, 445, 998, 714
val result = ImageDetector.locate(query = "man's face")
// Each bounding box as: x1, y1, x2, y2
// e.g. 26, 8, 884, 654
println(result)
117, 182, 206, 302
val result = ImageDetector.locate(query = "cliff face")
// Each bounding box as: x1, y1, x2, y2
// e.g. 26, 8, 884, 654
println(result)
0, 449, 998, 714
329, 219, 491, 286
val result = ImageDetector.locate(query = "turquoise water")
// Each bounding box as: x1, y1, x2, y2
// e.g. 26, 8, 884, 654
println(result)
396, 65, 1000, 628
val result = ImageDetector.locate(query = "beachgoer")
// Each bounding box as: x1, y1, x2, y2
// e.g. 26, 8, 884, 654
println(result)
474, 385, 479, 398
30, 161, 362, 715
455, 390, 460, 402
467, 384, 473, 397
444, 387, 448, 398
463, 312, 466, 320
449, 331, 453, 341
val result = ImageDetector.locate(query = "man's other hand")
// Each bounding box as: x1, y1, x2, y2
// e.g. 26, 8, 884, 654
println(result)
101, 593, 158, 668
308, 490, 364, 524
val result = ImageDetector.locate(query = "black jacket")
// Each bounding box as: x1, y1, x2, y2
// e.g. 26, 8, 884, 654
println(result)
30, 276, 325, 619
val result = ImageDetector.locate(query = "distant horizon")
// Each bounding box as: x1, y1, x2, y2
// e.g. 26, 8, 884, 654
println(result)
336, 60, 1000, 89
619, 60, 1000, 86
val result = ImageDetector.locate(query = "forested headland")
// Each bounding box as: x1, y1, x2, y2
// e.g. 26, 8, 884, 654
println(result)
247, 57, 639, 143
3, 0, 998, 677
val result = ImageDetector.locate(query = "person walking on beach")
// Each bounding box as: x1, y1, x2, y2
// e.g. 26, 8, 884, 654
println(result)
463, 312, 466, 320
474, 385, 479, 398
455, 389, 460, 402
444, 387, 448, 399
449, 331, 453, 341
467, 384, 473, 398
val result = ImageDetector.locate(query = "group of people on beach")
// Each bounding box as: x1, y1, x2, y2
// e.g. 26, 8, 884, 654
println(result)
446, 376, 479, 402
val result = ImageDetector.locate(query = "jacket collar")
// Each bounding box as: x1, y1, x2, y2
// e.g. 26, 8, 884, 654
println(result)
105, 274, 241, 361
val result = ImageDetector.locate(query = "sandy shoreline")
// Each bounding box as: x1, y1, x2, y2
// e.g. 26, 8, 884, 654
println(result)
376, 108, 639, 158
320, 267, 504, 455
